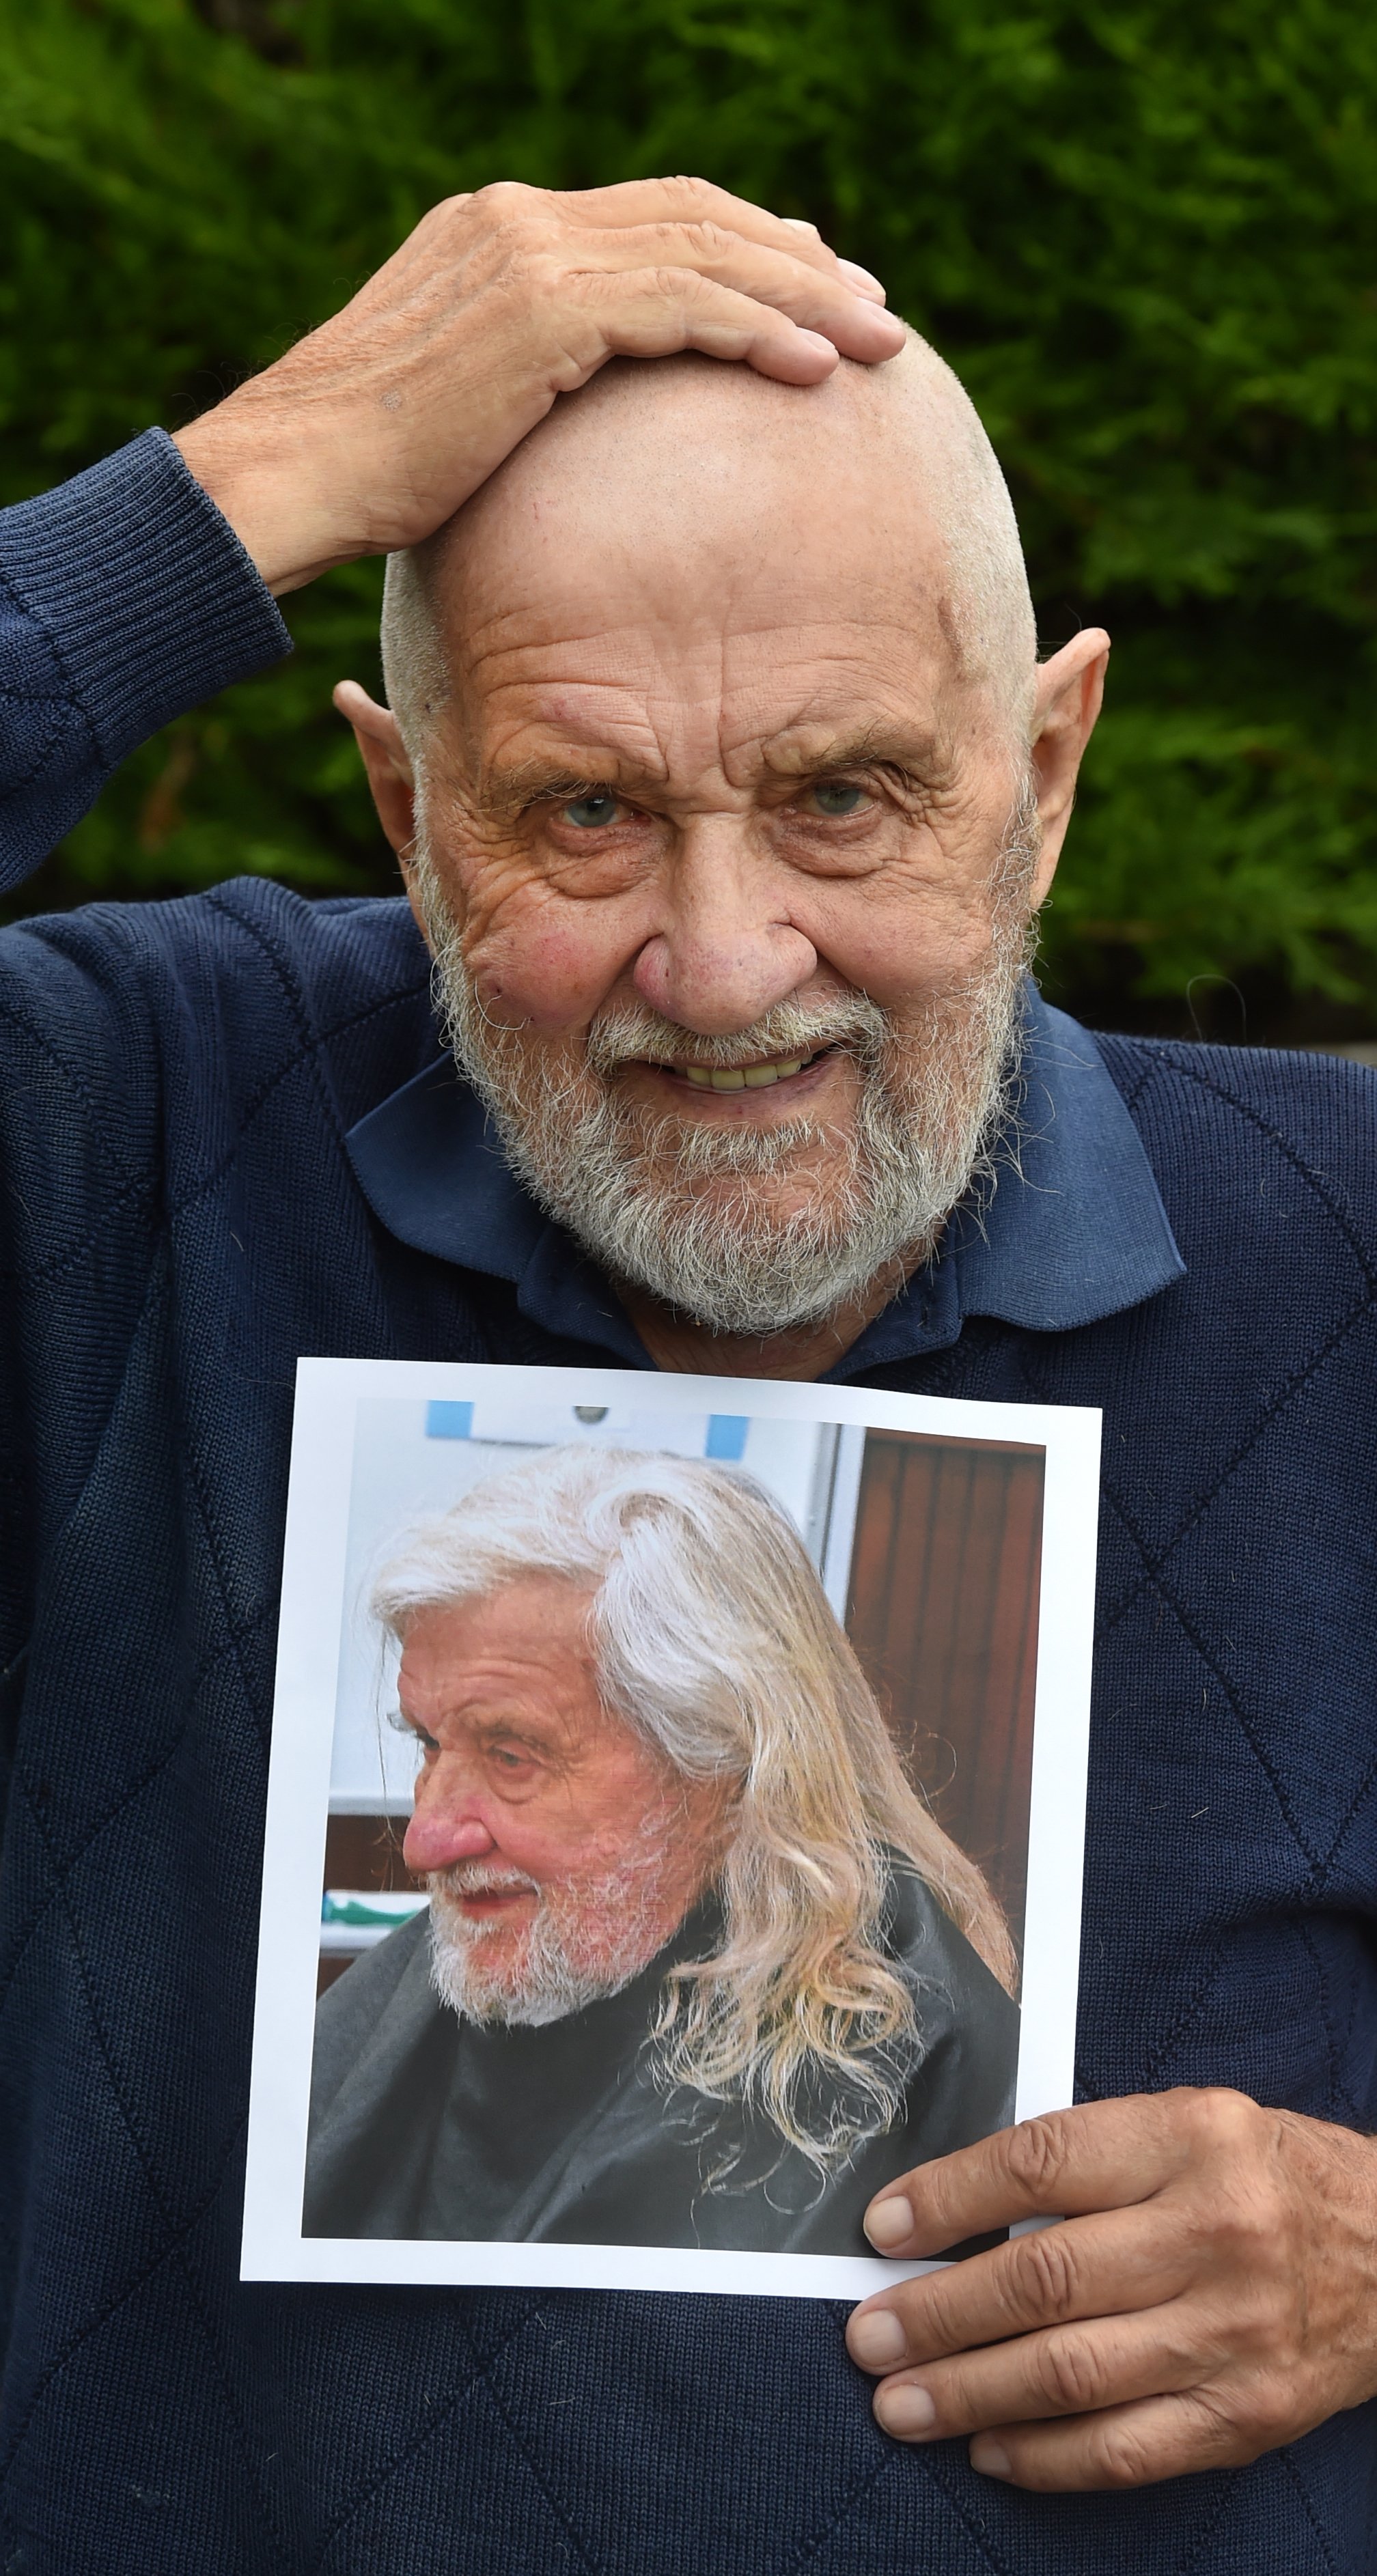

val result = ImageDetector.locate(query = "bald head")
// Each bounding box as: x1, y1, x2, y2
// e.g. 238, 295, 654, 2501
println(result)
380, 332, 1035, 776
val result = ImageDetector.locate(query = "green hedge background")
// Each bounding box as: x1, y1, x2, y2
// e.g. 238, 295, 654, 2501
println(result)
3, 0, 1374, 1040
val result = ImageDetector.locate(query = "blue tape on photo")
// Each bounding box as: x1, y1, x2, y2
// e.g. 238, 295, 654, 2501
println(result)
426, 1401, 474, 1441
705, 1415, 749, 1462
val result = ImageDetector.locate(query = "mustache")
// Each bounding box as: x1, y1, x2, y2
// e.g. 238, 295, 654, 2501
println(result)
583, 992, 889, 1077
432, 1862, 540, 1901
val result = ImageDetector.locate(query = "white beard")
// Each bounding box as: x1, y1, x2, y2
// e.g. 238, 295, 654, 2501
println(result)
426, 1825, 681, 2030
410, 792, 1036, 1338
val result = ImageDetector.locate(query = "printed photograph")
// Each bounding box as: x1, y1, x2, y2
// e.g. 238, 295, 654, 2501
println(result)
245, 1362, 1098, 2297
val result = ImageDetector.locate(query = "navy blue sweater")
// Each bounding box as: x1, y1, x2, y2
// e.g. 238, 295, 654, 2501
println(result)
2, 434, 1376, 2574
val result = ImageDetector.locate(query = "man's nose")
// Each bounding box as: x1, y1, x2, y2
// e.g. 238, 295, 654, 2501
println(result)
632, 822, 817, 1036
402, 1780, 497, 1875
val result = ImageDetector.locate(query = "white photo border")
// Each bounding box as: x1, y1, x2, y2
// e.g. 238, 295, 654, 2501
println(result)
242, 1358, 1101, 2299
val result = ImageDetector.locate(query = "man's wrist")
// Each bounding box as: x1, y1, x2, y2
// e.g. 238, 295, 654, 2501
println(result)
173, 406, 360, 598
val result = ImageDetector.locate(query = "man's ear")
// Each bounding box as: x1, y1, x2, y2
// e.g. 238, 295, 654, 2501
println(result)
1026, 629, 1111, 904
333, 680, 417, 867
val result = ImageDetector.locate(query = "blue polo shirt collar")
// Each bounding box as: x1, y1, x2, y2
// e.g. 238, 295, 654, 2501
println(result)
346, 986, 1184, 1377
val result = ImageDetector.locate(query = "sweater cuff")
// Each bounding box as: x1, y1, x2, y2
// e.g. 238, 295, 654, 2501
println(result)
0, 428, 292, 763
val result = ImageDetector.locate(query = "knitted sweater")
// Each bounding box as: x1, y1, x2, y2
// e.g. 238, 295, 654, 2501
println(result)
1, 434, 1375, 2575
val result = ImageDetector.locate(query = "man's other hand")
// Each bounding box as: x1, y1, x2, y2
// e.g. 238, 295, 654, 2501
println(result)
173, 178, 904, 595
845, 2089, 1377, 2489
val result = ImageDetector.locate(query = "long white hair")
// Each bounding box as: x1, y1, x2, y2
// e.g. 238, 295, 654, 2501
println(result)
373, 1444, 1016, 2170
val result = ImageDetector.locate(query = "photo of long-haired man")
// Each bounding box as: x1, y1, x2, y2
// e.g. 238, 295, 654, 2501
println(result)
304, 1442, 1020, 2255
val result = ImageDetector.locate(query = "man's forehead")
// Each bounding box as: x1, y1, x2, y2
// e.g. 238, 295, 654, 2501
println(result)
443, 617, 959, 801
389, 348, 1033, 768
430, 356, 964, 713
402, 1582, 589, 1664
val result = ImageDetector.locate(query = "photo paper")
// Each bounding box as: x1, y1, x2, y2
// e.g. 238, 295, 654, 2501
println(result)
243, 1360, 1100, 2298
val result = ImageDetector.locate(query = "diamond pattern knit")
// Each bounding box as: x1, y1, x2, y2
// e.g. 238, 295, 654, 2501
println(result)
1, 875, 1374, 2574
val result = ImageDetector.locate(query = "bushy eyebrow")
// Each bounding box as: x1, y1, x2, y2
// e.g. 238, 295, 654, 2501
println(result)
389, 1703, 434, 1740
391, 1694, 572, 1756
475, 760, 624, 822
759, 724, 951, 783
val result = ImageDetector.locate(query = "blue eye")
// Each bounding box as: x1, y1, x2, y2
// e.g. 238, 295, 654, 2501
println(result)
561, 792, 620, 828
810, 781, 865, 817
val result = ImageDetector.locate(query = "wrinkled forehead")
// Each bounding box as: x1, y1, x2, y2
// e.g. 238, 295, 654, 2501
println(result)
398, 1578, 598, 1685
421, 356, 985, 770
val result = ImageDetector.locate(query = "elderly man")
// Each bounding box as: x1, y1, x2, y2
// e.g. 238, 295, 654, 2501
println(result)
0, 179, 1374, 2574
305, 1447, 1017, 2248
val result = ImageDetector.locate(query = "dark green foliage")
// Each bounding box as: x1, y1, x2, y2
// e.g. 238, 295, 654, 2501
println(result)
3, 0, 1375, 1035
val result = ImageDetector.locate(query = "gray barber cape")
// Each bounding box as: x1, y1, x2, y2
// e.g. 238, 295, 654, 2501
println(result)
303, 1873, 1018, 2255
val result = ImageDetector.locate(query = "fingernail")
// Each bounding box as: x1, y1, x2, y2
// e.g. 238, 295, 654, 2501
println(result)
971, 2439, 1012, 2480
797, 329, 835, 356
848, 2308, 907, 2368
863, 2196, 913, 2251
876, 2384, 937, 2439
838, 258, 886, 300
781, 216, 820, 235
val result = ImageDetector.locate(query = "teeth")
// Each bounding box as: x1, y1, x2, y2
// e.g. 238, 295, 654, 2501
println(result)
682, 1054, 809, 1092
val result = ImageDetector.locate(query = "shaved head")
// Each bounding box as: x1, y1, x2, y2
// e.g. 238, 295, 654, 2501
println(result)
380, 332, 1036, 778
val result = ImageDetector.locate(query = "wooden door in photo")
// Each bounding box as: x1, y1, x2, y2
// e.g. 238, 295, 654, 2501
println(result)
845, 1431, 1044, 1961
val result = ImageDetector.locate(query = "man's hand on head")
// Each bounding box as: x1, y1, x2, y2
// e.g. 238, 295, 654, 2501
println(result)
845, 2089, 1377, 2490
173, 178, 904, 597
